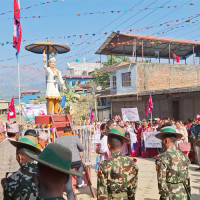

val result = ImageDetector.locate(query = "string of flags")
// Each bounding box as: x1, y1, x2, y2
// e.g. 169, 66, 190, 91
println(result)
0, 1, 195, 17
0, 0, 64, 16
75, 3, 195, 16
1, 13, 200, 47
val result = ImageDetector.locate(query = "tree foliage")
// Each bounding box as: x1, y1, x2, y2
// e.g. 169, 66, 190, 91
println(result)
90, 68, 110, 88
102, 55, 130, 66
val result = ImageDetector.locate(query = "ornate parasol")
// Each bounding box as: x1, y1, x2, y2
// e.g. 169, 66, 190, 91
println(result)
25, 42, 70, 55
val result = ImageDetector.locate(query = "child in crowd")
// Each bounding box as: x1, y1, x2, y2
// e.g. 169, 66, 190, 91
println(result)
121, 132, 131, 156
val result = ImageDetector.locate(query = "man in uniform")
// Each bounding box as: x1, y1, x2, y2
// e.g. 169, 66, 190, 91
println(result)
97, 127, 138, 200
25, 143, 81, 200
155, 126, 191, 200
2, 136, 41, 200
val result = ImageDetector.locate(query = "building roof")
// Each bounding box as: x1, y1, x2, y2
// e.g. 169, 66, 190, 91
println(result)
99, 61, 132, 73
21, 90, 40, 95
96, 32, 200, 59
98, 86, 200, 98
63, 75, 93, 79
0, 99, 9, 103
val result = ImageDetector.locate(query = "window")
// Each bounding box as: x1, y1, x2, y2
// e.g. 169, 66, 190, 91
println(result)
113, 76, 116, 89
122, 72, 131, 87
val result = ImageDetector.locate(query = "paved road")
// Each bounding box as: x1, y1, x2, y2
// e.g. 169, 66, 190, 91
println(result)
65, 157, 200, 200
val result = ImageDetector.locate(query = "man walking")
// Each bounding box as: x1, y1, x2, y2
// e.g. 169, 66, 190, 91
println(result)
55, 126, 85, 200
155, 126, 190, 200
97, 127, 138, 200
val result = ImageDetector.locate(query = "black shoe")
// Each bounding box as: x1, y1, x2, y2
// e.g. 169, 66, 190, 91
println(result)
195, 167, 200, 171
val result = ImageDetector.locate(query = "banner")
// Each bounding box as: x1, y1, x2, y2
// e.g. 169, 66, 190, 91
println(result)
121, 108, 140, 122
143, 131, 162, 148
22, 104, 47, 121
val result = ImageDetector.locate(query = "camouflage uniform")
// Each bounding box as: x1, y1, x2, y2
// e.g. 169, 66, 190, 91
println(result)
2, 162, 38, 200
37, 198, 64, 200
155, 146, 190, 200
97, 151, 138, 200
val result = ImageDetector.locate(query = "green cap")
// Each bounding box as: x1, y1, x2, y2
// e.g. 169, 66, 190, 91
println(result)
109, 127, 129, 143
25, 143, 81, 176
155, 126, 183, 140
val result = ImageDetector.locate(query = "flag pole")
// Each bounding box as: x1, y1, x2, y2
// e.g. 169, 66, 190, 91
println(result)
17, 56, 21, 124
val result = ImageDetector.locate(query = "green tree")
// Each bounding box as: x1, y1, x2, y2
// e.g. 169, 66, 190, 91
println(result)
90, 68, 110, 87
102, 55, 130, 66
63, 81, 80, 114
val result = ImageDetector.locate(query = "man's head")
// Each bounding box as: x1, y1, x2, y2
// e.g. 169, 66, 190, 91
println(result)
108, 134, 123, 151
10, 137, 41, 165
155, 126, 182, 151
64, 126, 72, 133
38, 131, 48, 149
106, 120, 114, 129
24, 129, 38, 138
161, 134, 177, 151
7, 123, 19, 139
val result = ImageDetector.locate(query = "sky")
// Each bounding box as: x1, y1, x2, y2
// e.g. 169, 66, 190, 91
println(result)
1, 0, 200, 99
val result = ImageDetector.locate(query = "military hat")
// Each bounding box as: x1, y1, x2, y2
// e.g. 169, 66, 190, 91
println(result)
10, 136, 41, 155
25, 143, 81, 177
109, 127, 129, 143
155, 126, 183, 140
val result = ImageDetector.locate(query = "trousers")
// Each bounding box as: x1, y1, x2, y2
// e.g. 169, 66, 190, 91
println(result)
66, 161, 83, 200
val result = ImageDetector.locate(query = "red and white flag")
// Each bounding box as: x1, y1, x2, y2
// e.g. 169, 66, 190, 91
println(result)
172, 53, 180, 63
146, 94, 153, 117
13, 0, 22, 55
7, 97, 16, 121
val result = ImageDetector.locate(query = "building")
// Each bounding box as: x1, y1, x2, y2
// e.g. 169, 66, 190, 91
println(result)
0, 99, 9, 115
15, 90, 40, 104
96, 32, 200, 121
63, 75, 95, 94
67, 62, 103, 75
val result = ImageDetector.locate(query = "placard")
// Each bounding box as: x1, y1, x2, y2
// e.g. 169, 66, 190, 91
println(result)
22, 104, 47, 121
121, 107, 140, 122
143, 131, 162, 148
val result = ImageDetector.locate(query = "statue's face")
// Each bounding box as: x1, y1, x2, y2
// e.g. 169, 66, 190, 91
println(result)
49, 61, 55, 68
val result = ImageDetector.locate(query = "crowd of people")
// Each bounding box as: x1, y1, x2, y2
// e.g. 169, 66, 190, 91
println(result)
94, 115, 200, 170
0, 114, 199, 199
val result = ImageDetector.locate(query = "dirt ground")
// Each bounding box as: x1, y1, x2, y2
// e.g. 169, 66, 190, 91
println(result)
65, 157, 200, 200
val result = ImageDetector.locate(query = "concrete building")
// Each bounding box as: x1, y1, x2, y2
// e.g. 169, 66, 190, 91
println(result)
96, 32, 200, 121
67, 62, 102, 75
0, 99, 9, 115
15, 90, 40, 104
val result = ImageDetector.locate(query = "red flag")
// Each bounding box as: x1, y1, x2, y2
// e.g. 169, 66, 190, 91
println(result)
146, 106, 152, 117
7, 97, 16, 121
13, 0, 22, 55
90, 105, 94, 122
148, 94, 153, 109
172, 53, 180, 63
146, 94, 153, 117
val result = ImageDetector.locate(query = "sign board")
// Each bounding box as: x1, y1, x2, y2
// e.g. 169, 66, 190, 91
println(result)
22, 104, 47, 121
121, 107, 140, 122
143, 131, 162, 148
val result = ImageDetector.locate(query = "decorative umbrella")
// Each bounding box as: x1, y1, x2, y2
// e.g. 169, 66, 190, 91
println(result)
25, 42, 70, 55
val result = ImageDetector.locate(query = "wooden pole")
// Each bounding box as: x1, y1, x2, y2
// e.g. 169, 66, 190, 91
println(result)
193, 46, 195, 64
169, 43, 171, 64
142, 40, 144, 63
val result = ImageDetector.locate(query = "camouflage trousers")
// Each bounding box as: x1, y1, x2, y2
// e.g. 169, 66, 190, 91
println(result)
160, 183, 188, 200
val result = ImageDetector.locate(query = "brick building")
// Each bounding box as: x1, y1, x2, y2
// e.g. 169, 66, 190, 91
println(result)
96, 32, 200, 121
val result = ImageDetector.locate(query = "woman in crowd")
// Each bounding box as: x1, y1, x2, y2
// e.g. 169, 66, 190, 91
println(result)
96, 123, 110, 163
141, 119, 158, 158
